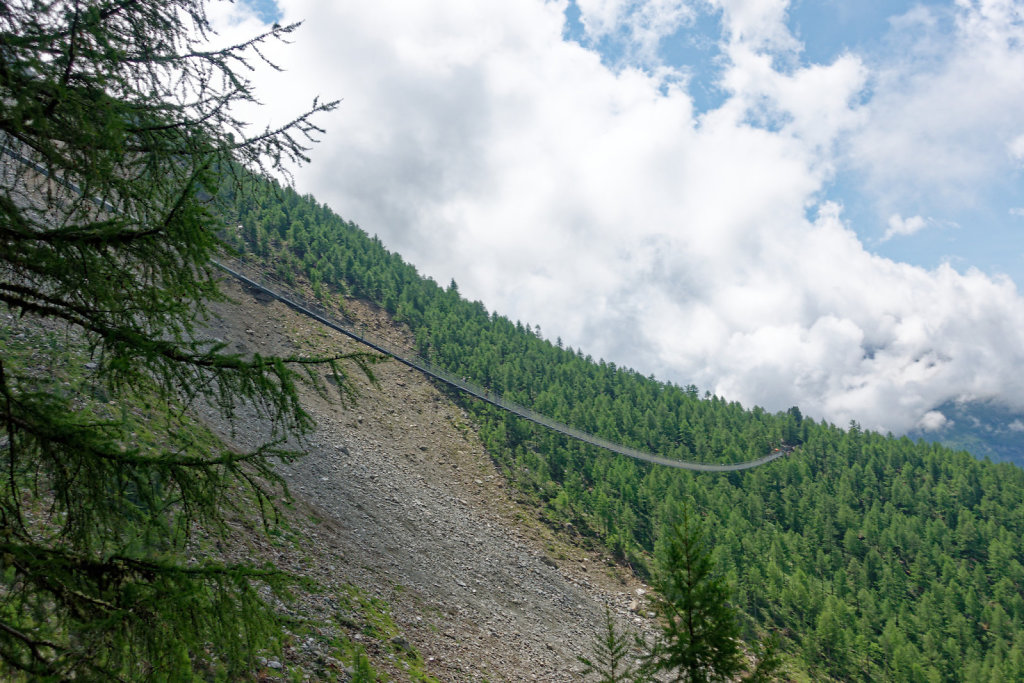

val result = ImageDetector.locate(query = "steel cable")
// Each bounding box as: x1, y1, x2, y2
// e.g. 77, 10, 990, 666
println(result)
214, 259, 789, 472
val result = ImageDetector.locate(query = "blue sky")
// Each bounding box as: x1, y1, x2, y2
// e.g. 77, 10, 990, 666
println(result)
794, 0, 1024, 286
560, 0, 1024, 286
241, 0, 281, 24
224, 0, 1024, 435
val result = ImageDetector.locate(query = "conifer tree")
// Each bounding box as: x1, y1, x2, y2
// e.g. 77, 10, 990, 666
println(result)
648, 504, 745, 682
579, 607, 649, 683
0, 0, 369, 678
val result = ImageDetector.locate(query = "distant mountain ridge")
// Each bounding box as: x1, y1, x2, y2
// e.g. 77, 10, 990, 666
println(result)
910, 399, 1024, 468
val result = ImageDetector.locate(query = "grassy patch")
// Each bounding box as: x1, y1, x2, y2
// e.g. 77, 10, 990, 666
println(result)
334, 584, 440, 683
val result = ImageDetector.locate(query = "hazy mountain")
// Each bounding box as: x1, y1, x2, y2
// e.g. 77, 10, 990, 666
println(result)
910, 400, 1024, 468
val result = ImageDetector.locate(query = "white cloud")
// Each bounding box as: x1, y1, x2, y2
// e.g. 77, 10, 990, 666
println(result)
212, 0, 1024, 435
849, 1, 1024, 211
1010, 133, 1024, 162
919, 410, 949, 431
882, 213, 929, 241
576, 0, 626, 37
719, 46, 867, 152
709, 0, 799, 52
578, 0, 697, 62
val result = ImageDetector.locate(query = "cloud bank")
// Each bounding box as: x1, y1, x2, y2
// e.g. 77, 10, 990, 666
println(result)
217, 0, 1024, 434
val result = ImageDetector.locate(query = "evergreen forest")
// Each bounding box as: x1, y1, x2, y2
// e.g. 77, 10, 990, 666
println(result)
226, 176, 1024, 682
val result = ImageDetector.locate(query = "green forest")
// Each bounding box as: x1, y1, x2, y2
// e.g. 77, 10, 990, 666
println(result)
225, 176, 1024, 682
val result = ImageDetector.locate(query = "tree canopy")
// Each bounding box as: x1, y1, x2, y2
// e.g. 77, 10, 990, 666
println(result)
0, 1, 370, 678
228, 175, 1024, 681
580, 505, 780, 682
648, 505, 745, 682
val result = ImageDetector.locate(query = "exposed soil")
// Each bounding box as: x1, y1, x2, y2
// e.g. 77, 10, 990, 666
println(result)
198, 275, 659, 681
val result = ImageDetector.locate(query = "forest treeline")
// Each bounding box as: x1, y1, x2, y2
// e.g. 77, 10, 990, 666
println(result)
223, 176, 1024, 682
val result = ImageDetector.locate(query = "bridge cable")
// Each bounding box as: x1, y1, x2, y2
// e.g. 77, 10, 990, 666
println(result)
0, 140, 787, 471
214, 259, 789, 472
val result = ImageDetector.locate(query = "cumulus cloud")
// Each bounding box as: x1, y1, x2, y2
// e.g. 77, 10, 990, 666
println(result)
849, 1, 1024, 212
709, 0, 799, 52
212, 0, 1024, 434
577, 0, 697, 63
882, 214, 929, 241
1011, 133, 1024, 163
919, 410, 949, 431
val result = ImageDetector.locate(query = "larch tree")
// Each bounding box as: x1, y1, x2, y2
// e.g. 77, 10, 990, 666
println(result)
648, 504, 745, 682
578, 607, 648, 683
580, 502, 781, 682
0, 0, 372, 678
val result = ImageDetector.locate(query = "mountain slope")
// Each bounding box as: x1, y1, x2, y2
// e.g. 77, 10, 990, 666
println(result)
219, 175, 1024, 681
909, 399, 1024, 467
198, 274, 659, 681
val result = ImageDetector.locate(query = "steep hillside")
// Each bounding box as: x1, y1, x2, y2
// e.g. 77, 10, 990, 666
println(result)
220, 175, 1024, 682
197, 274, 660, 681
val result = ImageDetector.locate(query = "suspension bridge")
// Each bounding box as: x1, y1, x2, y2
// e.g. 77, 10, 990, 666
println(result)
214, 259, 791, 472
0, 138, 789, 472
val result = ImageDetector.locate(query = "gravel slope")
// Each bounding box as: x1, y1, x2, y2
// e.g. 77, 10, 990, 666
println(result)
199, 276, 658, 681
